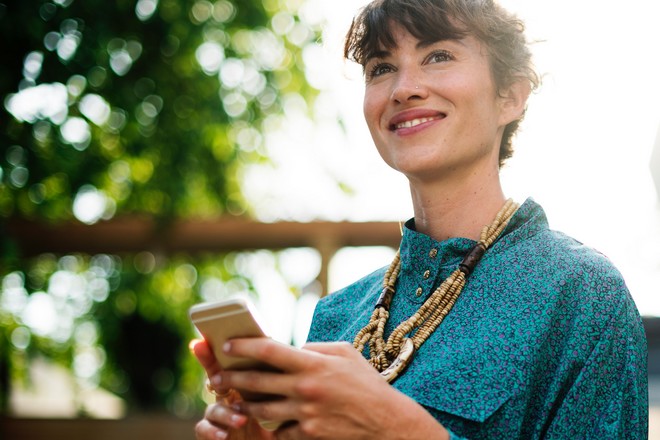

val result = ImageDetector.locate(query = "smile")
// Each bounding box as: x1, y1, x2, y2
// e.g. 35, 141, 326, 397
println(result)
390, 114, 445, 131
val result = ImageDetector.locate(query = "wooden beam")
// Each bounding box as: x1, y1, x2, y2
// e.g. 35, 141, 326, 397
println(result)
6, 217, 402, 257
0, 417, 196, 440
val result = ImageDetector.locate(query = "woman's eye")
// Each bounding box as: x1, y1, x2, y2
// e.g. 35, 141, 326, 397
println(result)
367, 63, 394, 79
427, 50, 453, 64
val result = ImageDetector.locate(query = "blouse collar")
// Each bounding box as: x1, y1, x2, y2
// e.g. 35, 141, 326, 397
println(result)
399, 198, 548, 270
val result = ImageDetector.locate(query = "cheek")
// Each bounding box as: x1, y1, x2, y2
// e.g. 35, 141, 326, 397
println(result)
362, 97, 370, 123
363, 92, 375, 118
362, 95, 381, 136
362, 84, 387, 121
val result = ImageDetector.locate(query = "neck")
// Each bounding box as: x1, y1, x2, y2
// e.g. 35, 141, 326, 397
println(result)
408, 168, 506, 242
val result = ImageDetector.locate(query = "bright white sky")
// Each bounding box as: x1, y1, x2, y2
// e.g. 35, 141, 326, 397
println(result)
245, 0, 660, 318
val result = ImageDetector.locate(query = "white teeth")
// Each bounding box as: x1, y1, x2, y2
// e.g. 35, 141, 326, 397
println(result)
395, 117, 437, 129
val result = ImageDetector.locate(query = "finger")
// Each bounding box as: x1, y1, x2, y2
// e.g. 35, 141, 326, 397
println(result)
222, 370, 298, 398
192, 339, 234, 398
241, 398, 299, 424
225, 338, 316, 372
204, 402, 248, 429
192, 339, 223, 377
195, 418, 229, 440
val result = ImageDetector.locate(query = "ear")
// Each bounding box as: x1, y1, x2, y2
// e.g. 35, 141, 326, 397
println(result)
498, 78, 531, 126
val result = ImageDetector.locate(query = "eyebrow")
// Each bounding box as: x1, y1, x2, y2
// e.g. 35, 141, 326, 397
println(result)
367, 38, 465, 62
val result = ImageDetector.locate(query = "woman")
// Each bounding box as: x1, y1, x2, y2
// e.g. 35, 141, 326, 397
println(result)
192, 0, 648, 438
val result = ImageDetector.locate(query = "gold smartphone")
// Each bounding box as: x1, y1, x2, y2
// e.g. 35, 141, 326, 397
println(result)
189, 297, 271, 371
189, 297, 283, 430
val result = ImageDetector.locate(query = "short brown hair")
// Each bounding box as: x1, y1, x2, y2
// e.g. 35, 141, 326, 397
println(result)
344, 0, 540, 166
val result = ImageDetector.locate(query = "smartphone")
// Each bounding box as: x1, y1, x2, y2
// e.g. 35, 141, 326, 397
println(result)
189, 298, 283, 430
189, 297, 272, 371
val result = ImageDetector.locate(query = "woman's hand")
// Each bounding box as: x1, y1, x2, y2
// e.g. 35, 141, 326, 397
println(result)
191, 339, 274, 440
217, 338, 449, 440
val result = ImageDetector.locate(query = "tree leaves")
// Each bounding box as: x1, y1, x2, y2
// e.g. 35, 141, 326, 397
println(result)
1, 0, 320, 222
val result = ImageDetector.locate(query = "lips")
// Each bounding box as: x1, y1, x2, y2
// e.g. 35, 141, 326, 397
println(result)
388, 109, 446, 131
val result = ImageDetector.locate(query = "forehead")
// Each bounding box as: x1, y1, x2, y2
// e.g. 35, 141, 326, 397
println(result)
361, 17, 468, 63
366, 23, 475, 61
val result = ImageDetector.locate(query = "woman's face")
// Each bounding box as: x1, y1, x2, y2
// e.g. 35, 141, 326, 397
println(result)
363, 25, 517, 183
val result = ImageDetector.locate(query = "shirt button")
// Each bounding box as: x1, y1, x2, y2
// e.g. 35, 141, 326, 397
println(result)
429, 248, 438, 258
423, 270, 431, 279
416, 287, 423, 297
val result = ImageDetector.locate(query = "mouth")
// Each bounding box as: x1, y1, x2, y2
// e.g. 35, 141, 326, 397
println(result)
389, 113, 446, 131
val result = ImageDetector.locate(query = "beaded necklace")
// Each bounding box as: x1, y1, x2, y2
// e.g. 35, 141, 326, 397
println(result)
353, 199, 519, 383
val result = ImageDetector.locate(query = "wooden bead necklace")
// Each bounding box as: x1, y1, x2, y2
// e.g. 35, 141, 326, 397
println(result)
353, 199, 519, 383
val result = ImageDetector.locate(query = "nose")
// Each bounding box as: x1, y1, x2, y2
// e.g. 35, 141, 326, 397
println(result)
390, 70, 427, 103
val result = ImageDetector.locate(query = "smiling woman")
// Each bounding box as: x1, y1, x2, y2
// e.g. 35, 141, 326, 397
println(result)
191, 1, 648, 439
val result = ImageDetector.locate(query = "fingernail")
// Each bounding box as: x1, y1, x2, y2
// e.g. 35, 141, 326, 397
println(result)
188, 339, 200, 353
210, 374, 222, 388
215, 431, 228, 439
230, 414, 247, 427
223, 341, 231, 353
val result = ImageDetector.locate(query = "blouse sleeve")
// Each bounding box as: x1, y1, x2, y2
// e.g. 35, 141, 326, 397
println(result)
544, 296, 648, 439
447, 430, 469, 440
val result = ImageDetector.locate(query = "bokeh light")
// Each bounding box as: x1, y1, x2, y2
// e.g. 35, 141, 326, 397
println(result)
72, 185, 109, 224
135, 0, 159, 21
60, 116, 91, 150
79, 94, 111, 126
195, 42, 225, 75
5, 83, 68, 124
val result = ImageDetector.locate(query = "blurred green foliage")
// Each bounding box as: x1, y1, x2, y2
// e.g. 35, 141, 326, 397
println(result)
1, 250, 270, 417
0, 0, 321, 416
1, 0, 319, 221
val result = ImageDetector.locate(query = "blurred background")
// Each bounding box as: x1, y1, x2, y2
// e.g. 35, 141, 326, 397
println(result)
1, 0, 659, 438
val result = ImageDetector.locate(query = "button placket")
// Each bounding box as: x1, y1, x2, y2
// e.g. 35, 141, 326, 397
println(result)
415, 248, 439, 299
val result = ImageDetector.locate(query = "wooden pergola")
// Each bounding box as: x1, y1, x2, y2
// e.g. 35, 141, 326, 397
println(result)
7, 217, 402, 295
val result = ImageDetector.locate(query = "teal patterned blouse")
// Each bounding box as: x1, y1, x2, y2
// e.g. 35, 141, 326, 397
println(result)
307, 199, 648, 439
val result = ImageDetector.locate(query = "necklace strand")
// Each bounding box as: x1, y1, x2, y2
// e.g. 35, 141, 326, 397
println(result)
353, 199, 519, 380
